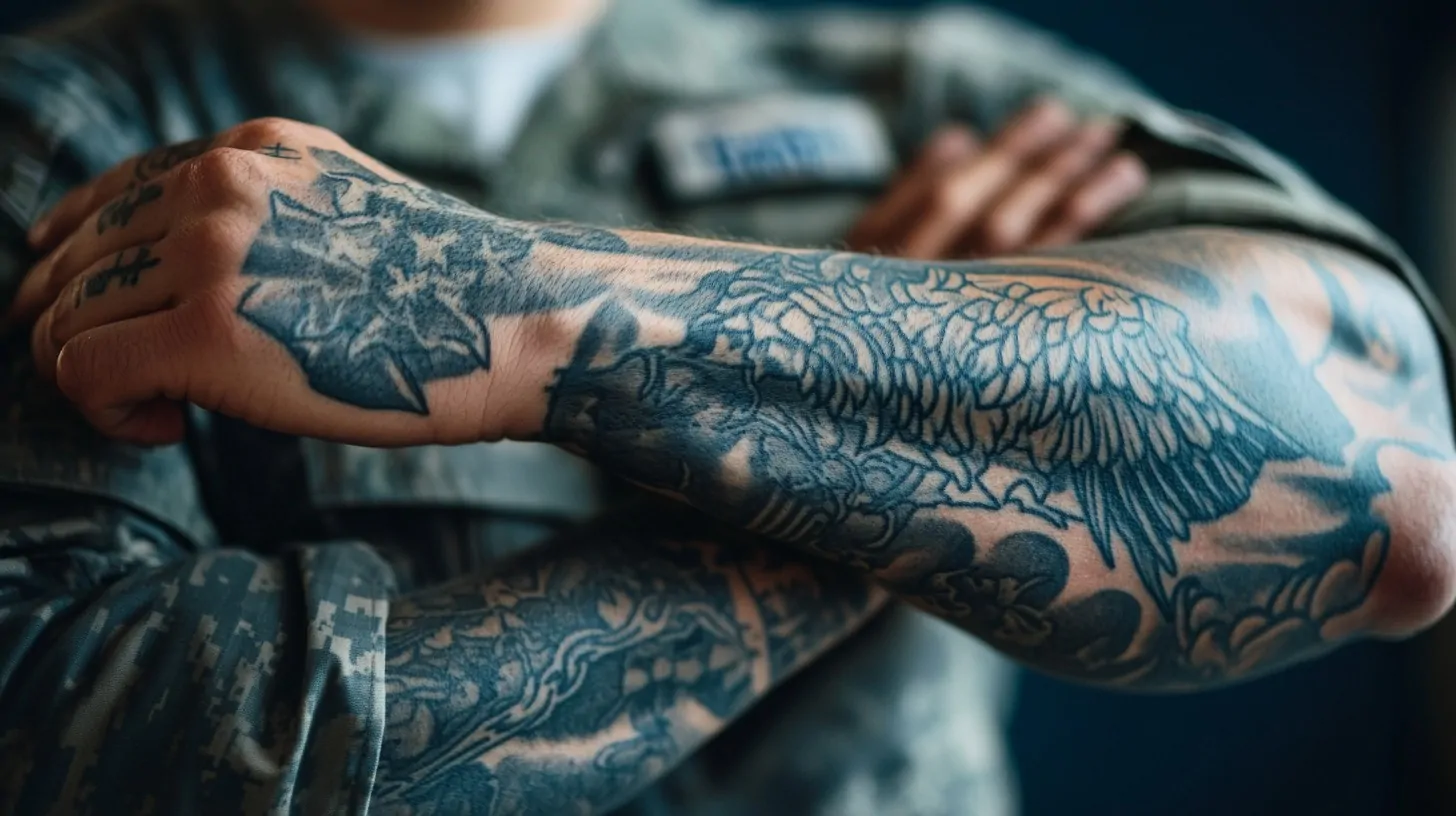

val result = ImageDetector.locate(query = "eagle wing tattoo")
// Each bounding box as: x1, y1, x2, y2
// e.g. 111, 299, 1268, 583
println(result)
238, 147, 1299, 617
557, 252, 1300, 618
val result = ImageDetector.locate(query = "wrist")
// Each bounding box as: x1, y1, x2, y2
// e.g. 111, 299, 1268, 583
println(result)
454, 222, 605, 444
484, 302, 591, 443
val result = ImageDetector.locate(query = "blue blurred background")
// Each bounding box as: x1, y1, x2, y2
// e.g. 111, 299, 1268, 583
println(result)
3, 0, 1451, 813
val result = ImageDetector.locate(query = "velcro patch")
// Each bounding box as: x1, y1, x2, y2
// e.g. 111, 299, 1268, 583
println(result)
650, 95, 894, 204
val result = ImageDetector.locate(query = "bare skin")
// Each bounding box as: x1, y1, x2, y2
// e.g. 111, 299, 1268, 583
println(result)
847, 101, 1147, 260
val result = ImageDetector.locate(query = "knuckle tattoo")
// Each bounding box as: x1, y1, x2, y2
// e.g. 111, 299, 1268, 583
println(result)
95, 181, 163, 235
75, 246, 162, 307
132, 137, 215, 183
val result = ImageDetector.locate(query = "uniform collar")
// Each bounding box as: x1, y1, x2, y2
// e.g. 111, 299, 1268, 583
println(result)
240, 0, 766, 110
222, 0, 780, 181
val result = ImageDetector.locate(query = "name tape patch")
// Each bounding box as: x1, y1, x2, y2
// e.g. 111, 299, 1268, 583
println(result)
651, 95, 894, 203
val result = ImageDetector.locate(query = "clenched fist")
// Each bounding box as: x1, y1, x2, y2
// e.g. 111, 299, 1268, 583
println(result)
848, 99, 1147, 259
9, 118, 550, 447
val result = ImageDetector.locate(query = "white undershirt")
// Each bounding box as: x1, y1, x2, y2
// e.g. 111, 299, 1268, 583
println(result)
345, 23, 590, 161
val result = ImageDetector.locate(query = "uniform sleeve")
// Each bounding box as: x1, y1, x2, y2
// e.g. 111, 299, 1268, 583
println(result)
0, 41, 392, 814
0, 495, 394, 814
0, 34, 155, 300
899, 5, 1456, 365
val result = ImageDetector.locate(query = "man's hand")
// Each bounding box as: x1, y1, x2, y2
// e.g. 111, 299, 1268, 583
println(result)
847, 99, 1147, 259
8, 118, 518, 447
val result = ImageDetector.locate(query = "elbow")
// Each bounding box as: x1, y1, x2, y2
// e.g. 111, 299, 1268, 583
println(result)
1364, 459, 1456, 638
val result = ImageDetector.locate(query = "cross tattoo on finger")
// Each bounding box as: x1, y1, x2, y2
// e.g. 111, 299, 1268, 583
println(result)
77, 246, 162, 307
256, 143, 302, 161
97, 182, 163, 235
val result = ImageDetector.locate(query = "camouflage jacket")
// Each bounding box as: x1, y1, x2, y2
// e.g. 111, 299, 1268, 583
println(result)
0, 0, 1442, 813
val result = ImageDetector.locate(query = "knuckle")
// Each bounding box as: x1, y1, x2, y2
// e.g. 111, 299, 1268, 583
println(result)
928, 182, 970, 221
187, 294, 244, 352
1001, 103, 1073, 156
176, 212, 246, 258
230, 116, 303, 146
184, 147, 258, 198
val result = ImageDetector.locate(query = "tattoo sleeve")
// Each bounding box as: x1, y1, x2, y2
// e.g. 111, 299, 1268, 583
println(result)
240, 149, 1455, 690
0, 493, 874, 814
374, 508, 879, 814
539, 233, 1454, 689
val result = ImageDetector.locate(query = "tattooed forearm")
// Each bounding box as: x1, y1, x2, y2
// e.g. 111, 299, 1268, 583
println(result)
373, 509, 879, 815
539, 234, 1453, 688
236, 149, 1455, 690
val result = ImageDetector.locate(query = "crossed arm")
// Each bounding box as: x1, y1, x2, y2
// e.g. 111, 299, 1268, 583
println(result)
525, 225, 1456, 688
5, 118, 1456, 811
12, 122, 1456, 690
0, 489, 880, 814
0, 124, 883, 816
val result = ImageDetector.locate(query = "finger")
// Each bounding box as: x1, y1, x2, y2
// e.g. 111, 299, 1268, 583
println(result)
1029, 152, 1149, 249
28, 136, 214, 251
53, 309, 199, 445
847, 126, 979, 252
899, 98, 1077, 259
10, 180, 173, 323
31, 243, 174, 381
27, 118, 318, 250
968, 118, 1124, 257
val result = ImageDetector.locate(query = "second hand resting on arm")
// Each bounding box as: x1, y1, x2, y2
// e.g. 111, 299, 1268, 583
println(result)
14, 119, 1456, 692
